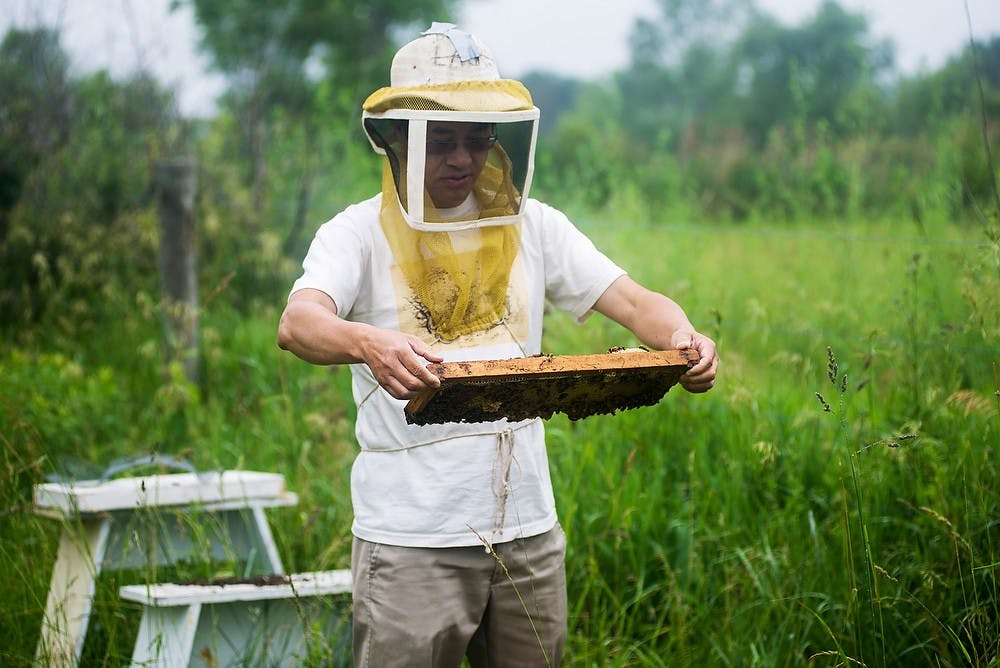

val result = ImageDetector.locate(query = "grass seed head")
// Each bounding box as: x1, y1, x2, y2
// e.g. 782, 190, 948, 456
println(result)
826, 346, 838, 385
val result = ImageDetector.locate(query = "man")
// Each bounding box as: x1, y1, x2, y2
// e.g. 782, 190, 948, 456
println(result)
277, 23, 718, 668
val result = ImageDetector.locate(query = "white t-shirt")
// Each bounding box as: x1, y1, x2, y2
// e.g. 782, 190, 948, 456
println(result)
290, 194, 625, 548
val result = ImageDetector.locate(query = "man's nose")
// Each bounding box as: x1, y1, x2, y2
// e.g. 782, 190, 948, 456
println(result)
446, 142, 474, 167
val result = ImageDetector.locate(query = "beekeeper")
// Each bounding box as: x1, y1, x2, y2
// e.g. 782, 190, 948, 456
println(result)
278, 22, 718, 667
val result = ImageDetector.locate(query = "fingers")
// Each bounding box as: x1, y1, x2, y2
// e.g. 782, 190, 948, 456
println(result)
399, 342, 442, 389
675, 331, 718, 394
375, 366, 436, 400
408, 339, 444, 365
366, 333, 443, 400
680, 366, 717, 393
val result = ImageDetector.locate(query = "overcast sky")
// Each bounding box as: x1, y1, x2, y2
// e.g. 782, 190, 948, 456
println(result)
2, 0, 999, 116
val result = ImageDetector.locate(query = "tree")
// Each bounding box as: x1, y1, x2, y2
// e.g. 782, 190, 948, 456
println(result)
520, 71, 581, 138
0, 26, 181, 330
611, 0, 756, 155
0, 28, 72, 244
732, 1, 891, 144
892, 36, 1000, 136
176, 0, 458, 249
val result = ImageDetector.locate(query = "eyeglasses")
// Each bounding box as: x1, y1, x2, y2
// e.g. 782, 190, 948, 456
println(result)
425, 135, 497, 156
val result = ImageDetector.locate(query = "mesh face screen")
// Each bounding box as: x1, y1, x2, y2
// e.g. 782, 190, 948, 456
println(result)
363, 115, 536, 229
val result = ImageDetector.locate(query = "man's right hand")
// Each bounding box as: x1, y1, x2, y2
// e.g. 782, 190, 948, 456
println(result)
278, 288, 442, 400
357, 327, 443, 400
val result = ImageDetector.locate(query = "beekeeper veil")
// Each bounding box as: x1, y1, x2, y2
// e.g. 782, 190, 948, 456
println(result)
361, 24, 540, 340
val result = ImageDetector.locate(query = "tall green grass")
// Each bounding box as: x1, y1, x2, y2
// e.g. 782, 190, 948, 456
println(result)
548, 214, 999, 665
1, 215, 997, 666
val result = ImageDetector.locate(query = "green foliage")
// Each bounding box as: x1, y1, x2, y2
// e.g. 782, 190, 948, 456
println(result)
2, 1, 1000, 664
0, 29, 186, 332
5, 215, 998, 666
733, 2, 890, 144
0, 28, 72, 226
543, 218, 1000, 665
520, 71, 582, 138
175, 0, 460, 258
532, 2, 997, 224
894, 37, 1000, 137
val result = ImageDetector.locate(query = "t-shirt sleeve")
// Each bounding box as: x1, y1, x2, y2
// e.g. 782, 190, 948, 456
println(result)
539, 204, 626, 323
289, 212, 368, 318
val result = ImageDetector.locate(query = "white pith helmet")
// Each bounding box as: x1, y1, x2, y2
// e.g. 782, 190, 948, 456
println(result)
390, 22, 500, 87
361, 23, 540, 232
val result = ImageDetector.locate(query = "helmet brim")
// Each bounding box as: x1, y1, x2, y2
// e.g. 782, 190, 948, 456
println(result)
363, 80, 534, 114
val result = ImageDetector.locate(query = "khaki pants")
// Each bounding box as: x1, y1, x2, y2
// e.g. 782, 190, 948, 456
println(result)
351, 526, 567, 667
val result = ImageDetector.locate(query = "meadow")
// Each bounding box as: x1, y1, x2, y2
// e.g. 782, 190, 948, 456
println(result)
1, 212, 998, 666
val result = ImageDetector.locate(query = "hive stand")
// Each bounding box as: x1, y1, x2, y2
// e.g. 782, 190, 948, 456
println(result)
119, 570, 353, 667
33, 471, 298, 668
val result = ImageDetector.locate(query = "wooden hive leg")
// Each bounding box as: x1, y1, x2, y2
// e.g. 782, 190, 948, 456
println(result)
250, 505, 286, 574
35, 518, 110, 668
129, 603, 203, 668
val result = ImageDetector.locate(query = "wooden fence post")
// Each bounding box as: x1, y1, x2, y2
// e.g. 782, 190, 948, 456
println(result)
155, 159, 199, 386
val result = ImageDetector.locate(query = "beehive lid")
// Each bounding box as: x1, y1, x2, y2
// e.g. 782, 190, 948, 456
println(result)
404, 348, 696, 425
33, 471, 297, 517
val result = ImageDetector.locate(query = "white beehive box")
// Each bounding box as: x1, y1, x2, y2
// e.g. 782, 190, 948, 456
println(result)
33, 470, 295, 517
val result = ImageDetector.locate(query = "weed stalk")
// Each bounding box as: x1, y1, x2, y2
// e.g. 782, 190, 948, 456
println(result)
819, 346, 887, 667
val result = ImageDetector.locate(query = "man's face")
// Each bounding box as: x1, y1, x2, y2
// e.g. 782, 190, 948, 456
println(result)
423, 121, 495, 209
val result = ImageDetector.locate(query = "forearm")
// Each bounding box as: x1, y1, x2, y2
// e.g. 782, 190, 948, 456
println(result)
277, 298, 372, 366
277, 290, 444, 398
592, 275, 718, 392
623, 291, 696, 350
593, 277, 696, 350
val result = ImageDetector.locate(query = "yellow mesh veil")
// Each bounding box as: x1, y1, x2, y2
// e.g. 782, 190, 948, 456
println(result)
378, 144, 522, 340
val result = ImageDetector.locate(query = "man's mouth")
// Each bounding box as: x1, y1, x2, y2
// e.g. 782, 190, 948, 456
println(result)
442, 174, 472, 187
